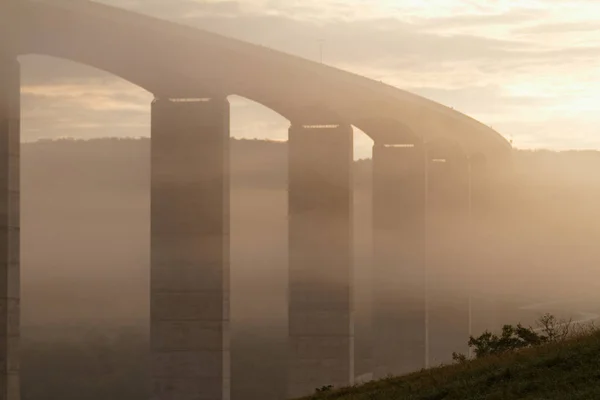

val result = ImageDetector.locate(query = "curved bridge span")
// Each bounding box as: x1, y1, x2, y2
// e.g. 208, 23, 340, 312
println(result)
9, 0, 510, 155
1, 1, 511, 399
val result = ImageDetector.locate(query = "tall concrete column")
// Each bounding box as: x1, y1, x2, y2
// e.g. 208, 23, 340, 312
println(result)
150, 97, 230, 400
0, 54, 20, 400
0, 55, 20, 400
372, 143, 427, 378
467, 154, 497, 336
287, 123, 354, 398
426, 152, 470, 365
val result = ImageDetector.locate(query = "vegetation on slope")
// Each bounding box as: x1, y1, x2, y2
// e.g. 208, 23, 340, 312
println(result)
300, 318, 600, 400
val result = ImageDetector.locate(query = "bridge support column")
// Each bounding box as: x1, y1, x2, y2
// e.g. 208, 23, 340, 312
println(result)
0, 55, 20, 400
287, 123, 354, 398
427, 154, 470, 365
372, 143, 427, 378
150, 98, 230, 400
468, 155, 496, 337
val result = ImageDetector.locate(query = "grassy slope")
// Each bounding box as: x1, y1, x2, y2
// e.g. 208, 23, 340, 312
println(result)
300, 330, 600, 400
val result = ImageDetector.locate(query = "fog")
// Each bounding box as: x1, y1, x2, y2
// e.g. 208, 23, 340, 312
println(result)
19, 138, 600, 399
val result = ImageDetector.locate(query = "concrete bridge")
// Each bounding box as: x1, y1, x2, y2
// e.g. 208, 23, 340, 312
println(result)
0, 0, 512, 399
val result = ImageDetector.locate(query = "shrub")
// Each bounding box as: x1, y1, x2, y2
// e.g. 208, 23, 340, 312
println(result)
462, 313, 576, 360
451, 352, 467, 364
467, 323, 548, 358
315, 385, 334, 393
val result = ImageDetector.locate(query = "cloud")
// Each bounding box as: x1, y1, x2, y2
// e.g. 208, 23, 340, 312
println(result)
515, 21, 600, 35
414, 8, 542, 30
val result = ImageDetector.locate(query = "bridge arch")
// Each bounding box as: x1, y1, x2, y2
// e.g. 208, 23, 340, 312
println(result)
10, 0, 512, 161
354, 117, 421, 146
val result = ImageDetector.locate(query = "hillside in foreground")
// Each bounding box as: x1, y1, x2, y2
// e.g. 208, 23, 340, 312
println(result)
300, 329, 600, 400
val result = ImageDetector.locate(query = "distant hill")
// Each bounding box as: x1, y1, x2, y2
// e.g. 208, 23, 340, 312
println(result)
22, 138, 600, 191
21, 137, 373, 192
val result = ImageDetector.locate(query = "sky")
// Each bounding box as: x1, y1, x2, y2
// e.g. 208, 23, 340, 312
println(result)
18, 0, 600, 159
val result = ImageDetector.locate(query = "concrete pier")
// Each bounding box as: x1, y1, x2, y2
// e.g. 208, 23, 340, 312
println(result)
0, 55, 20, 400
372, 143, 427, 377
287, 123, 354, 398
426, 149, 470, 365
467, 154, 497, 335
150, 97, 230, 400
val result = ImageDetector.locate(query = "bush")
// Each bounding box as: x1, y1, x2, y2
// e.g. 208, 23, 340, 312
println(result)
536, 313, 572, 342
451, 352, 467, 364
315, 385, 334, 393
455, 313, 576, 361
467, 323, 548, 358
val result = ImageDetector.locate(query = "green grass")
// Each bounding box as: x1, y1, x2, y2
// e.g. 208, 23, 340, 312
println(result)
299, 329, 600, 400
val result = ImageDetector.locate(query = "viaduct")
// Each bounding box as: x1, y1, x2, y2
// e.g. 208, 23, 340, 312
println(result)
0, 0, 512, 399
